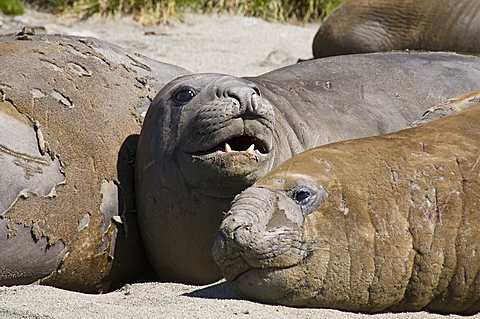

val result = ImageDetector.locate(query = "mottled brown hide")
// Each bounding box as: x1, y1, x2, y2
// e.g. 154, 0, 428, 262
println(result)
313, 0, 480, 58
214, 105, 480, 314
0, 34, 188, 292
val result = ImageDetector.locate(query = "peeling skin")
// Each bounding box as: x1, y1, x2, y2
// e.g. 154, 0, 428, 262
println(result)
0, 220, 67, 285
98, 180, 122, 260
40, 59, 64, 72
0, 33, 188, 292
77, 213, 91, 231
0, 102, 65, 215
51, 90, 74, 108
30, 88, 46, 99
411, 90, 480, 126
34, 120, 46, 155
97, 227, 118, 259
100, 180, 121, 232
126, 54, 152, 71
68, 62, 92, 77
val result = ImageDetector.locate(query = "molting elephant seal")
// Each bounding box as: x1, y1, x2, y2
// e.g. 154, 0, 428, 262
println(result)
212, 99, 480, 314
313, 0, 480, 58
135, 51, 480, 285
0, 33, 189, 292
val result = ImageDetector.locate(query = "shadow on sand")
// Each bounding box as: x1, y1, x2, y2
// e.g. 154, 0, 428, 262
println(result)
183, 281, 240, 300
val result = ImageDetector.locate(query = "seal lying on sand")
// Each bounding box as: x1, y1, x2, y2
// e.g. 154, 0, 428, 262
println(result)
0, 33, 188, 292
312, 0, 480, 58
212, 97, 480, 314
135, 51, 480, 284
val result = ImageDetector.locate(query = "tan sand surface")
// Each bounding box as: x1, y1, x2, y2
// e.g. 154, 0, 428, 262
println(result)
1, 9, 317, 76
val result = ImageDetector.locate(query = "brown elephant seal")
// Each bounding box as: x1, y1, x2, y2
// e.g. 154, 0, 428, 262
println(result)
312, 0, 480, 58
135, 51, 480, 285
0, 33, 189, 292
212, 101, 480, 314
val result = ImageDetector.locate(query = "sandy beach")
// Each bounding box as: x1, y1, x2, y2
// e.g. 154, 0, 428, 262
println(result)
1, 9, 317, 76
2, 281, 477, 319
0, 9, 479, 319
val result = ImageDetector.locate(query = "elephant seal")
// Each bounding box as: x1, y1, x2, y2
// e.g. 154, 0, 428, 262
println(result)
212, 101, 480, 315
0, 33, 189, 292
135, 51, 480, 284
312, 0, 480, 58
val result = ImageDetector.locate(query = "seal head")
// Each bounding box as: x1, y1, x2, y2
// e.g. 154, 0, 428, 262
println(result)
136, 73, 276, 283
141, 73, 275, 198
213, 172, 331, 305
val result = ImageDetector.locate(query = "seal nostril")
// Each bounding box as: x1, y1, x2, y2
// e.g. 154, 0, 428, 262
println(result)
252, 86, 261, 97
251, 93, 260, 112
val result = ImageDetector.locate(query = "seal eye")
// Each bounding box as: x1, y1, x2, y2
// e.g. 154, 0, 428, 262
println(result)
292, 188, 312, 206
289, 183, 329, 216
174, 87, 196, 104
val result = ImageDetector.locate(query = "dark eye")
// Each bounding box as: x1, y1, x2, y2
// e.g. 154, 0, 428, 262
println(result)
292, 188, 312, 205
288, 181, 328, 215
174, 87, 196, 104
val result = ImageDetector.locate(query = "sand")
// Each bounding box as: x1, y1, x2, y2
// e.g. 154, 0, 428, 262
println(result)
0, 9, 479, 319
1, 281, 476, 319
1, 9, 317, 76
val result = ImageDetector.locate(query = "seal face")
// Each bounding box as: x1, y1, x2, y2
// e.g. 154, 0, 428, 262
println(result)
213, 177, 328, 282
145, 74, 275, 198
213, 105, 480, 314
213, 175, 333, 305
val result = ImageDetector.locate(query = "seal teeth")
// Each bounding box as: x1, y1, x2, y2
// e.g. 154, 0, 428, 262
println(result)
225, 142, 232, 153
221, 141, 257, 154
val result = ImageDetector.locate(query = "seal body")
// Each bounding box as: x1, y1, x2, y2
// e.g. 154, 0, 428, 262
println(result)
135, 52, 480, 284
313, 0, 480, 58
213, 103, 480, 314
0, 34, 188, 292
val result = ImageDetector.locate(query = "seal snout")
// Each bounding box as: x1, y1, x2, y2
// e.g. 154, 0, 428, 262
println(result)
213, 187, 312, 281
212, 214, 256, 281
190, 78, 274, 159
219, 188, 271, 249
222, 215, 253, 244
218, 83, 263, 116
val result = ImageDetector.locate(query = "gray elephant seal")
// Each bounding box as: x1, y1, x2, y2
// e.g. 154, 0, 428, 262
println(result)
0, 33, 188, 292
313, 0, 480, 58
213, 102, 480, 315
136, 51, 480, 285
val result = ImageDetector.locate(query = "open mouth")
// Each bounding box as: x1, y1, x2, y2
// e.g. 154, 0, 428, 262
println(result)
194, 135, 270, 156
